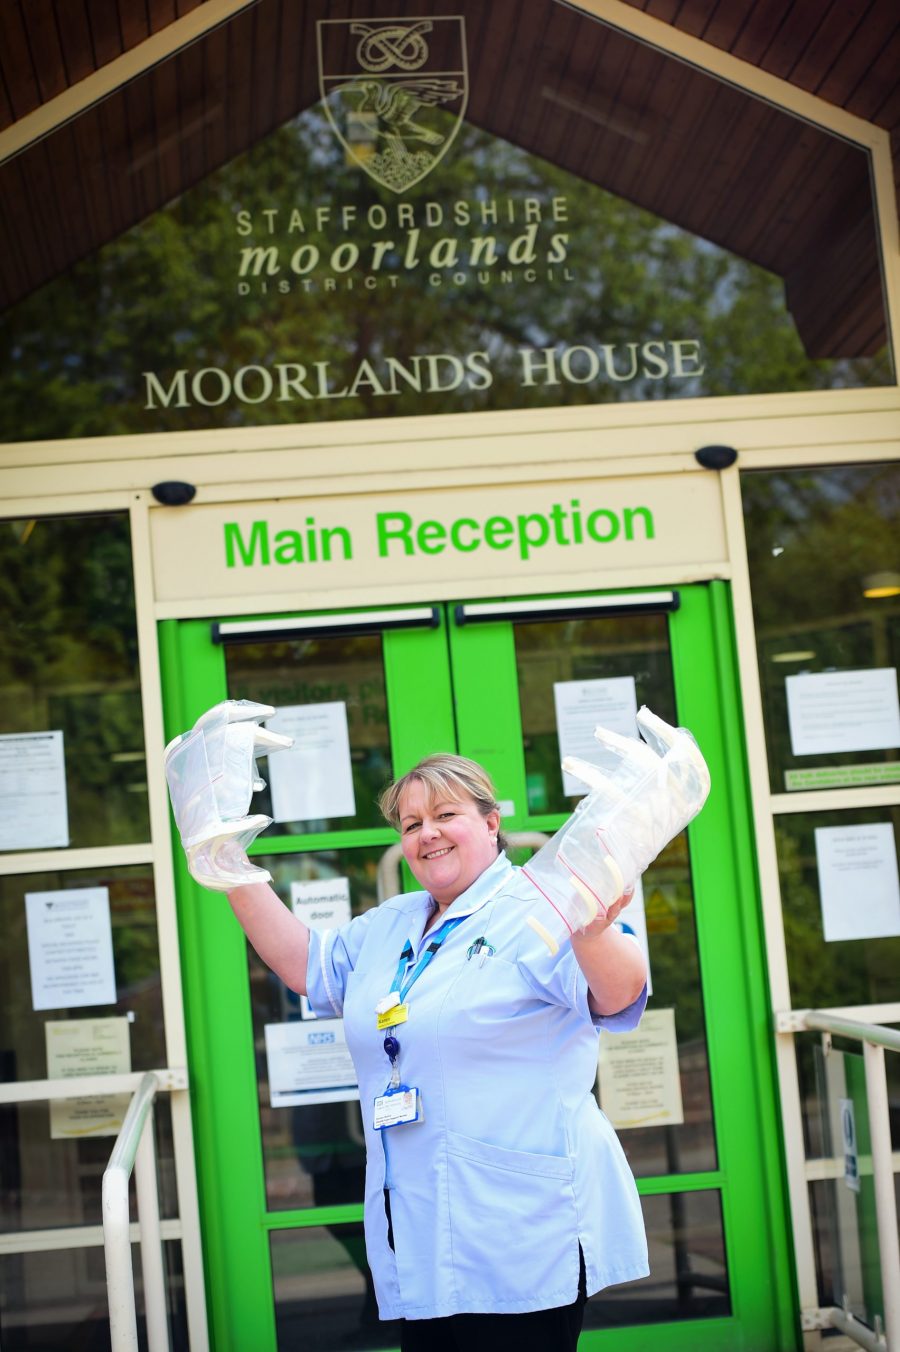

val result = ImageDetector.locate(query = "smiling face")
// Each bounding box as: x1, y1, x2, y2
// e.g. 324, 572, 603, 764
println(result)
398, 779, 500, 909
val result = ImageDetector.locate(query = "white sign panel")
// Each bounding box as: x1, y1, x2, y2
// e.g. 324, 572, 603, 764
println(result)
815, 824, 900, 942
150, 474, 729, 610
786, 668, 900, 756
0, 731, 70, 850
266, 702, 356, 823
45, 1017, 131, 1139
264, 1019, 359, 1107
553, 676, 639, 796
597, 1007, 684, 1130
26, 887, 117, 1011
291, 877, 352, 1020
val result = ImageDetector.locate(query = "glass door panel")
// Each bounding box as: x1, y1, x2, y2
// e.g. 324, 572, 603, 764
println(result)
514, 611, 677, 817
249, 845, 384, 1214
446, 583, 794, 1348
451, 601, 716, 1179
223, 631, 394, 834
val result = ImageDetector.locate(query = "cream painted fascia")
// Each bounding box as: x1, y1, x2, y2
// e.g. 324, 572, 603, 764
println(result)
1, 389, 897, 507
2, 386, 898, 469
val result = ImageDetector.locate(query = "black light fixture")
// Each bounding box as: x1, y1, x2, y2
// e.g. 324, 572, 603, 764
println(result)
694, 445, 738, 471
151, 481, 197, 506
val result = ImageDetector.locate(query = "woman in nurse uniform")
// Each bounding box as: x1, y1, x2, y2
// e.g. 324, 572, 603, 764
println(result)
165, 709, 652, 1351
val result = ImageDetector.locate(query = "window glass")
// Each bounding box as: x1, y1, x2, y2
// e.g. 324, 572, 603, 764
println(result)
802, 1036, 899, 1328
742, 465, 900, 795
0, 863, 172, 1231
1, 2, 891, 442
775, 808, 900, 1008
0, 1242, 188, 1352
271, 1225, 399, 1351
0, 513, 148, 849
249, 848, 386, 1213
516, 613, 676, 816
584, 1190, 730, 1327
514, 612, 715, 1177
224, 633, 393, 835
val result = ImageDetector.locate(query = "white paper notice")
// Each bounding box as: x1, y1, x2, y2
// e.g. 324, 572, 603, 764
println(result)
292, 877, 352, 1019
786, 668, 900, 756
265, 1019, 359, 1107
25, 887, 117, 1011
45, 1017, 131, 1139
265, 703, 357, 823
597, 1007, 684, 1130
815, 823, 900, 942
553, 677, 639, 797
0, 730, 70, 850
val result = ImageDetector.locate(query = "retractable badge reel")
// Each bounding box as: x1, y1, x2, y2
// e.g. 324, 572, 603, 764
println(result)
373, 992, 424, 1130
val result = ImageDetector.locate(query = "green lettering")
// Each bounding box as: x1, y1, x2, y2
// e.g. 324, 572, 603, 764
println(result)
449, 518, 480, 552
549, 503, 570, 545
321, 526, 353, 561
586, 509, 620, 544
517, 512, 550, 561
376, 511, 415, 557
417, 519, 447, 555
273, 529, 303, 564
623, 506, 655, 540
224, 520, 270, 568
484, 516, 514, 550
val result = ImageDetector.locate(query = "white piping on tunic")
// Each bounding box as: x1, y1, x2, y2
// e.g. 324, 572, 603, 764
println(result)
318, 928, 343, 1016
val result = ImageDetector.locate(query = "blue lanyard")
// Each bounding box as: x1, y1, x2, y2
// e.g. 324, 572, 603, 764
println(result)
391, 914, 468, 1003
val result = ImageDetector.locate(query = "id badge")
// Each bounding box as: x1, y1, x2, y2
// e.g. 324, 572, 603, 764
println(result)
373, 1085, 424, 1130
376, 1003, 408, 1031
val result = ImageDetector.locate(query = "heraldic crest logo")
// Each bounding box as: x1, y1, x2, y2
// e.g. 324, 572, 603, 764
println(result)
316, 17, 468, 193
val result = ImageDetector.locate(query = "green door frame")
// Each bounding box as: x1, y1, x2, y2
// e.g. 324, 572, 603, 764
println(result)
158, 581, 796, 1352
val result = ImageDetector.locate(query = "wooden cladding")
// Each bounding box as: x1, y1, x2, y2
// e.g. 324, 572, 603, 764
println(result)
0, 0, 895, 359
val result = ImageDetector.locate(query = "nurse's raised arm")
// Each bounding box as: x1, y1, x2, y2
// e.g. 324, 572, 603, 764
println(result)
570, 888, 648, 1017
227, 880, 311, 996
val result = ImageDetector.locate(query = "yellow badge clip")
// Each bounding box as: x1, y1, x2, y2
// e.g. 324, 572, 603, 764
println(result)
377, 1003, 409, 1031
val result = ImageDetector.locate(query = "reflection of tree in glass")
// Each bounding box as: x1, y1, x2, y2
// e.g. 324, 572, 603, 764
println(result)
0, 515, 148, 847
777, 811, 900, 1009
742, 466, 900, 790
0, 110, 890, 442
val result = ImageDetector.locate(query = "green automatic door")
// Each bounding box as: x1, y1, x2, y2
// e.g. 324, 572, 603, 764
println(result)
159, 582, 795, 1352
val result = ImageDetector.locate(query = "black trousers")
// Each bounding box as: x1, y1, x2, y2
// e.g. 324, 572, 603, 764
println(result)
398, 1249, 588, 1352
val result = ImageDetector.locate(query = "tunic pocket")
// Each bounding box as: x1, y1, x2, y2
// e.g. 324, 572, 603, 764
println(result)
446, 1129, 573, 1179
443, 1129, 578, 1306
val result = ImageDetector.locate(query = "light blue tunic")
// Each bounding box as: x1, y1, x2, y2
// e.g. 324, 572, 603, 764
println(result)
305, 852, 649, 1320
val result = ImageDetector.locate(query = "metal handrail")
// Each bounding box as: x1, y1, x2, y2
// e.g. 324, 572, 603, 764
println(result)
796, 1011, 900, 1352
803, 1011, 900, 1053
103, 1071, 171, 1352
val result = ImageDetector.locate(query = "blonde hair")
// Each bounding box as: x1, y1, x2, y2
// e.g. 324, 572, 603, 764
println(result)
379, 753, 508, 851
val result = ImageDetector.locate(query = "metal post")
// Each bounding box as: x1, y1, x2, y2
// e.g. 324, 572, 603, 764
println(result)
135, 1101, 171, 1352
862, 1041, 900, 1352
103, 1072, 164, 1352
103, 1163, 139, 1352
